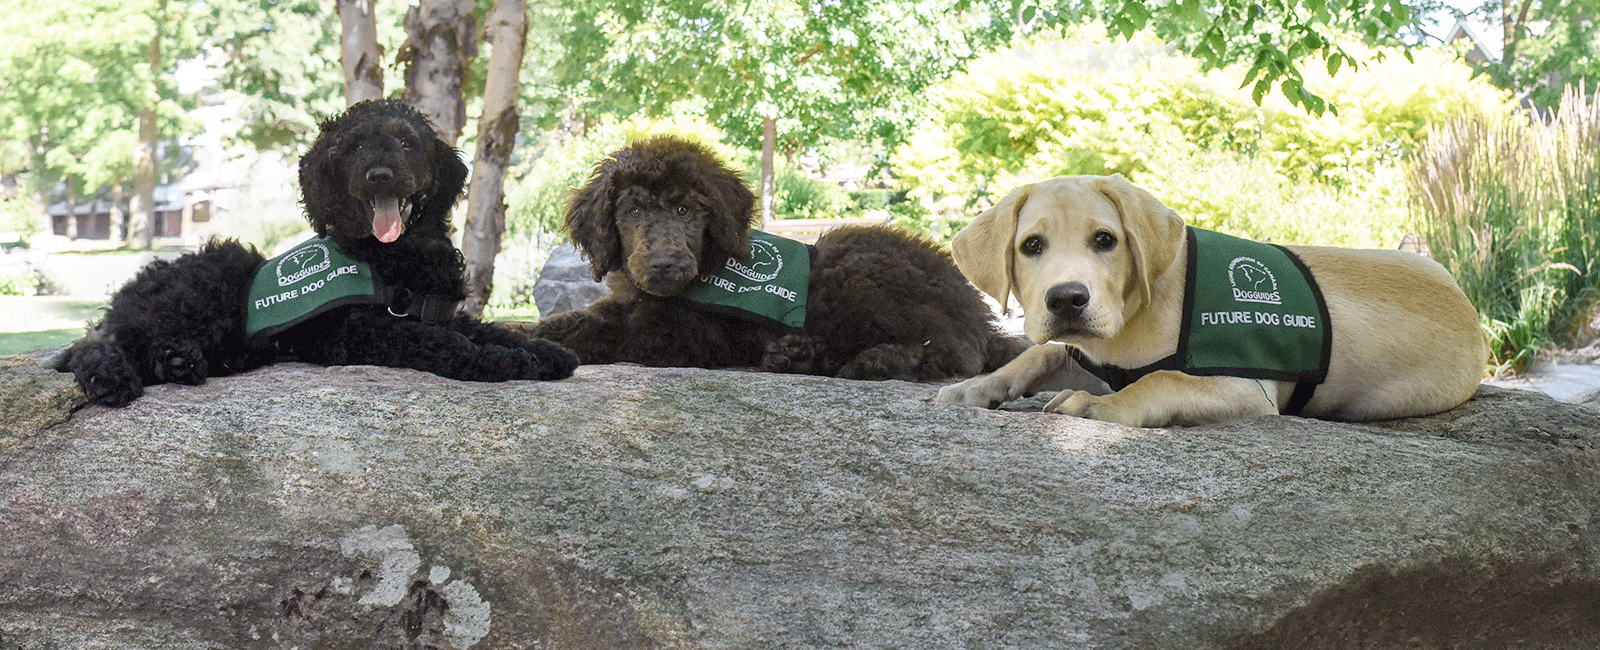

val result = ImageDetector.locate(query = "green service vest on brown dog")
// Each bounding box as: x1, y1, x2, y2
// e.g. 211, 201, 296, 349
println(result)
1069, 227, 1332, 415
681, 229, 811, 330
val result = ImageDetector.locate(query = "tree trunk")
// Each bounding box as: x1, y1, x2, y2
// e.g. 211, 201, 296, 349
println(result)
337, 0, 385, 105
63, 181, 77, 240
761, 116, 776, 229
109, 181, 125, 242
128, 0, 163, 250
1500, 0, 1535, 87
400, 0, 477, 144
461, 0, 528, 318
32, 187, 51, 238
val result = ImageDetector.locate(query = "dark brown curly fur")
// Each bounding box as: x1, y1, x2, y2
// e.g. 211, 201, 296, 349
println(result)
55, 99, 576, 407
528, 135, 1027, 381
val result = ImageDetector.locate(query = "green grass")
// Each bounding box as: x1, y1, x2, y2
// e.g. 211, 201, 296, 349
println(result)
0, 328, 82, 355
0, 296, 104, 356
1412, 86, 1600, 375
483, 304, 542, 322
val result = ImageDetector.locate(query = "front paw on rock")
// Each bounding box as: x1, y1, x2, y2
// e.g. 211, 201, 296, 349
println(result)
1044, 390, 1145, 427
153, 343, 208, 385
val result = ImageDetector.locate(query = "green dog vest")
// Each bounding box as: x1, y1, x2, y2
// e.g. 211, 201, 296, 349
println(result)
247, 238, 380, 337
681, 229, 811, 330
1070, 227, 1332, 415
245, 237, 458, 338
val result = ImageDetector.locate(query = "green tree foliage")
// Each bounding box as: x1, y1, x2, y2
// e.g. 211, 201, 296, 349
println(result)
1466, 0, 1600, 110
894, 27, 1512, 247
0, 0, 198, 199
197, 0, 411, 151
1083, 0, 1444, 113
549, 0, 1015, 152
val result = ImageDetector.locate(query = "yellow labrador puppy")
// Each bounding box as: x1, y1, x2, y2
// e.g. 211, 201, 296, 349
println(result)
936, 175, 1487, 427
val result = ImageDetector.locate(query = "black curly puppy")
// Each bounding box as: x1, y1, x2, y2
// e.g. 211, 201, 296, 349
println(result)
56, 99, 577, 407
527, 135, 1025, 381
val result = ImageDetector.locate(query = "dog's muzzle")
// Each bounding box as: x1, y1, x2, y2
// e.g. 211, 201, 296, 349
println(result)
1041, 281, 1100, 340
635, 255, 698, 296
1045, 282, 1091, 321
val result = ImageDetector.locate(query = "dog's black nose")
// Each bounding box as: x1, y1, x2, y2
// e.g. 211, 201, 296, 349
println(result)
649, 259, 689, 278
366, 167, 394, 184
1045, 282, 1091, 320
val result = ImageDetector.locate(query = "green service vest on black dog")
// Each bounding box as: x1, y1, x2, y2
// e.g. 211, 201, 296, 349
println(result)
681, 229, 811, 330
246, 238, 382, 338
1069, 227, 1333, 415
245, 237, 459, 338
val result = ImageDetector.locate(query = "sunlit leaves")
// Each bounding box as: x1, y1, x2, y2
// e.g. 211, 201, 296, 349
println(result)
0, 0, 197, 192
549, 0, 1015, 148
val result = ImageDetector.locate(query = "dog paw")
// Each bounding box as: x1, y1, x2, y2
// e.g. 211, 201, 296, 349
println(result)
1044, 390, 1146, 427
67, 344, 144, 407
150, 342, 208, 386
761, 335, 817, 374
837, 344, 921, 381
529, 339, 579, 381
936, 373, 1027, 408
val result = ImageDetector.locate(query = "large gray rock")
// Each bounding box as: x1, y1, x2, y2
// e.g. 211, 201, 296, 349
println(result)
1570, 385, 1600, 412
3, 356, 1599, 649
532, 243, 609, 318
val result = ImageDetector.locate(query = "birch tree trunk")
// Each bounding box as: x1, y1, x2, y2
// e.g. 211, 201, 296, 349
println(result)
761, 116, 776, 230
337, 0, 384, 105
399, 0, 477, 145
127, 0, 164, 249
460, 0, 528, 317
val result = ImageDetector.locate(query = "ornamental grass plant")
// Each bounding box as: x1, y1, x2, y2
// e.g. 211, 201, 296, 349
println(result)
1413, 85, 1600, 374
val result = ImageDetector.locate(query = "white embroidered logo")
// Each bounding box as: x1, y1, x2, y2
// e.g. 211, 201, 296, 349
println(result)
276, 241, 333, 287
724, 238, 784, 283
1227, 256, 1282, 305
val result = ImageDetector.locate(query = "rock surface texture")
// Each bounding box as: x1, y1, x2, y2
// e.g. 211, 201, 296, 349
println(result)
532, 243, 609, 319
3, 355, 1599, 649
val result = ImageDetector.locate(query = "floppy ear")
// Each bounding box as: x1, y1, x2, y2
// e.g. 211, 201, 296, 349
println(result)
565, 164, 623, 281
1094, 174, 1186, 310
420, 140, 469, 221
700, 165, 755, 273
297, 124, 348, 238
952, 184, 1031, 310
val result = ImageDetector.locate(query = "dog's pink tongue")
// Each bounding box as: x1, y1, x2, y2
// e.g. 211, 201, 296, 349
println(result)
372, 197, 403, 243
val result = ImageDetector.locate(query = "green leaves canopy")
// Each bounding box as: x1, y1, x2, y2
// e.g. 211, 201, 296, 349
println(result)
550, 0, 1016, 150
0, 0, 197, 193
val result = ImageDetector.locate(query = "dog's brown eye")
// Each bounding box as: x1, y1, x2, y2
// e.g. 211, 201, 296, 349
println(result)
676, 205, 688, 215
1019, 235, 1044, 256
1093, 231, 1117, 251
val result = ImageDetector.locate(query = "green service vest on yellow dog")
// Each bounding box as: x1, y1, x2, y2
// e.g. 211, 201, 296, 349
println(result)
1069, 227, 1332, 414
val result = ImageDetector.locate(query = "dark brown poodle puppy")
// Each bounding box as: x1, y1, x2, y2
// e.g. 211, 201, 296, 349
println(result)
527, 135, 1025, 381
55, 99, 576, 407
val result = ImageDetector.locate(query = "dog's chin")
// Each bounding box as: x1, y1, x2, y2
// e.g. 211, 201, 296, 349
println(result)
1029, 316, 1113, 345
634, 274, 697, 297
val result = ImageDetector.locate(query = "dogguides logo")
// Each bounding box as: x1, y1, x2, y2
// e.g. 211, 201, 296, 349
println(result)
683, 230, 810, 330
724, 238, 783, 283
247, 237, 377, 337
1226, 256, 1282, 305
276, 241, 333, 287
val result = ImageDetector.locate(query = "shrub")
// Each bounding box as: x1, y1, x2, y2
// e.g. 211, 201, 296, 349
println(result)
0, 269, 42, 296
771, 166, 852, 220
892, 26, 1513, 247
1412, 86, 1600, 374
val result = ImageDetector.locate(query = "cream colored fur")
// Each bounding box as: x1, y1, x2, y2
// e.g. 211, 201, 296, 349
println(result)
936, 175, 1488, 427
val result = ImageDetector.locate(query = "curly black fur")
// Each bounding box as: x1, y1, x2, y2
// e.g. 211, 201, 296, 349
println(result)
530, 135, 1026, 381
56, 99, 577, 407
